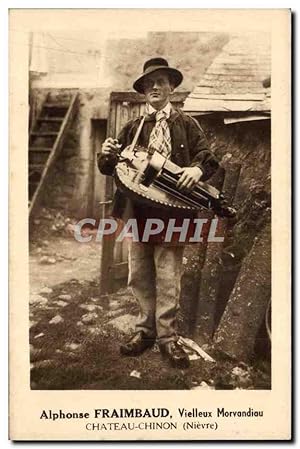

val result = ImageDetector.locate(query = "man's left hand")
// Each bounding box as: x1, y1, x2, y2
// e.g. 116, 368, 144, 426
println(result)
176, 166, 203, 192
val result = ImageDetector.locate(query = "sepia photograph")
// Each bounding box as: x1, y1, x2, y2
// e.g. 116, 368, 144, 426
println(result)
9, 8, 291, 440
27, 23, 271, 391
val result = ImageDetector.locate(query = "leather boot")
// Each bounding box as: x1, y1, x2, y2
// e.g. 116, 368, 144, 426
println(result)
120, 331, 155, 356
159, 341, 190, 369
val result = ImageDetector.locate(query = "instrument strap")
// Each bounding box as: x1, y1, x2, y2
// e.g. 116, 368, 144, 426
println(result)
128, 115, 146, 152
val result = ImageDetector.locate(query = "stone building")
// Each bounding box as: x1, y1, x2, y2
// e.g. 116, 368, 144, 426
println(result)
28, 31, 229, 218
180, 32, 271, 360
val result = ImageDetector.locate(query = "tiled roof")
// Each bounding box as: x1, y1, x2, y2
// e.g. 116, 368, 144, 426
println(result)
183, 33, 271, 114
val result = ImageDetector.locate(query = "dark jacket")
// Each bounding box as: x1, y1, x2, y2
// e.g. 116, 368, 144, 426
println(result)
97, 107, 219, 219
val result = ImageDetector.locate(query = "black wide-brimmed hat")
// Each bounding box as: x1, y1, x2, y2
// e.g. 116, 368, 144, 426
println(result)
133, 58, 183, 94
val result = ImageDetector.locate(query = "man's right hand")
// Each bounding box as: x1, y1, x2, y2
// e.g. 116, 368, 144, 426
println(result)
101, 138, 121, 156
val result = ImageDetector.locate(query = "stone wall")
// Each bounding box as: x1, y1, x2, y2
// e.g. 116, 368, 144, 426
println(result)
179, 116, 271, 354
31, 88, 109, 217
29, 31, 230, 216
199, 116, 271, 209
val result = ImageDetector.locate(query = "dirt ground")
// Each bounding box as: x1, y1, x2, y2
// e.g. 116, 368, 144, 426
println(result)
29, 209, 271, 390
30, 237, 101, 294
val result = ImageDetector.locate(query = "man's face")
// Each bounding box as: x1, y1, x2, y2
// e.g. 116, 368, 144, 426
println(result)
142, 70, 174, 110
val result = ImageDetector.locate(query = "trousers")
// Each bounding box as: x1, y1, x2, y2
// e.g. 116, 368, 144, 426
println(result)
128, 241, 184, 344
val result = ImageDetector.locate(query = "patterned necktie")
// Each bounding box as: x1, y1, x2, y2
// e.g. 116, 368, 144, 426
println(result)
148, 110, 172, 158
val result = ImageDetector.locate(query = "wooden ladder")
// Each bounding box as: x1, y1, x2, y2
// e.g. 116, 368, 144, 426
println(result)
28, 91, 78, 219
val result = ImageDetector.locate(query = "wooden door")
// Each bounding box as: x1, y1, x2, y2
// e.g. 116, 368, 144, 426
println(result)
100, 91, 189, 294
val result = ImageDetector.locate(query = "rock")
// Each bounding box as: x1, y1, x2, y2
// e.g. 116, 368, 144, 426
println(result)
232, 366, 248, 377
58, 294, 72, 301
213, 220, 271, 361
192, 381, 214, 390
108, 299, 122, 311
40, 256, 56, 265
33, 219, 40, 225
76, 321, 83, 327
42, 240, 49, 247
33, 359, 54, 369
86, 327, 102, 335
81, 313, 98, 324
130, 370, 141, 379
29, 320, 37, 328
55, 300, 68, 308
49, 315, 64, 325
67, 352, 80, 360
84, 327, 108, 337
40, 287, 53, 294
79, 304, 98, 312
65, 343, 81, 351
231, 366, 252, 388
90, 297, 100, 303
34, 332, 44, 339
29, 295, 48, 306
106, 308, 126, 319
221, 152, 232, 163
108, 314, 135, 334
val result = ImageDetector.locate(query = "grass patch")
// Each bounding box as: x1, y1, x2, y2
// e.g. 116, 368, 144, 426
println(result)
30, 279, 271, 390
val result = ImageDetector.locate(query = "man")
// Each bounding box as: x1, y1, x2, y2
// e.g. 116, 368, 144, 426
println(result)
98, 58, 219, 368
